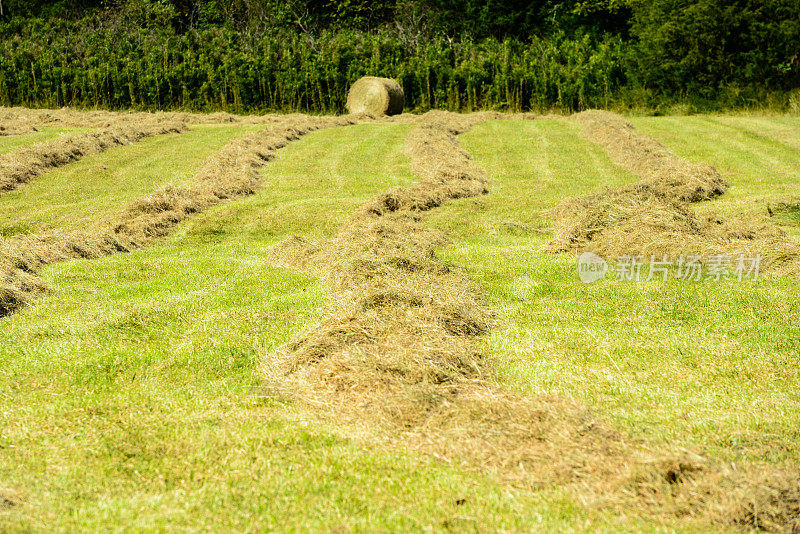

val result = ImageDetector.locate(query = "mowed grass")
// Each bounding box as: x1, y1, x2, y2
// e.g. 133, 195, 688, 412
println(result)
0, 127, 89, 155
1, 116, 798, 531
0, 124, 266, 236
176, 122, 418, 242
1, 122, 627, 532
429, 118, 800, 466
630, 116, 800, 235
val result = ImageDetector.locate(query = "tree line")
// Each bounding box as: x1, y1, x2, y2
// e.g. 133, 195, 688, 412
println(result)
0, 0, 797, 112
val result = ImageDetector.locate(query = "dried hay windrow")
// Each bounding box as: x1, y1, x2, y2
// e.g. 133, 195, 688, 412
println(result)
266, 110, 495, 401
571, 110, 728, 202
267, 111, 800, 531
0, 119, 188, 194
0, 114, 360, 318
0, 124, 38, 136
549, 110, 800, 276
0, 106, 287, 130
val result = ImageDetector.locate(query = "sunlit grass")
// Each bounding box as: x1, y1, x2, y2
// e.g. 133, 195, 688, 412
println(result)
0, 124, 266, 236
1, 116, 797, 531
0, 127, 89, 155
1, 122, 633, 532
431, 118, 800, 466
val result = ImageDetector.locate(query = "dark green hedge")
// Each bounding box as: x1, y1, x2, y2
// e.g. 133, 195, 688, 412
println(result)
0, 0, 797, 113
0, 24, 629, 112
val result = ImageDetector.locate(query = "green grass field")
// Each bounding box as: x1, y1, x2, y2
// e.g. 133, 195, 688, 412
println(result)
631, 116, 800, 233
0, 124, 268, 236
0, 127, 90, 155
1, 114, 798, 532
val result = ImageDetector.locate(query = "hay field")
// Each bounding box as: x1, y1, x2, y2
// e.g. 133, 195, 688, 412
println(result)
0, 128, 92, 155
0, 108, 799, 532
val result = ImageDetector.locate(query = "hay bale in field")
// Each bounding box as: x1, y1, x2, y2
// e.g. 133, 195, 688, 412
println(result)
346, 77, 404, 116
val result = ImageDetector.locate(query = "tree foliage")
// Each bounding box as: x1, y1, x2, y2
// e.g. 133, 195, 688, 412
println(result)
0, 0, 797, 111
630, 0, 800, 97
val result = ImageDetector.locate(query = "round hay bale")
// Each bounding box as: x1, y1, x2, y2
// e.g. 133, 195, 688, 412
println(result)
346, 77, 404, 116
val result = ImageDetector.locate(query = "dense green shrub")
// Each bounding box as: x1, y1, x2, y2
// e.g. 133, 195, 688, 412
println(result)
0, 0, 797, 112
0, 21, 626, 112
629, 0, 800, 101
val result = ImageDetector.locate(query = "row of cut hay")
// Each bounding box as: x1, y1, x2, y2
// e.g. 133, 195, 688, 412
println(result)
0, 106, 287, 130
0, 124, 38, 136
0, 106, 191, 129
0, 118, 188, 194
571, 110, 729, 202
265, 111, 800, 531
0, 114, 360, 318
549, 111, 800, 276
265, 110, 496, 401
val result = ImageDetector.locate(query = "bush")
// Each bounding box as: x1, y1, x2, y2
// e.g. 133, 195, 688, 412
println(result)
0, 18, 628, 112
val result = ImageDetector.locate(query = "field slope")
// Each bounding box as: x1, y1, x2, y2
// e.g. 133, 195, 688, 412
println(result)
1, 112, 799, 532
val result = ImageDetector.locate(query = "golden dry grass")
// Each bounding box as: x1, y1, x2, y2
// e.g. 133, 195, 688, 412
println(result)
346, 77, 405, 116
571, 110, 729, 202
0, 119, 188, 194
548, 110, 800, 277
0, 114, 361, 318
0, 106, 288, 130
0, 124, 37, 136
262, 110, 800, 531
265, 112, 494, 401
